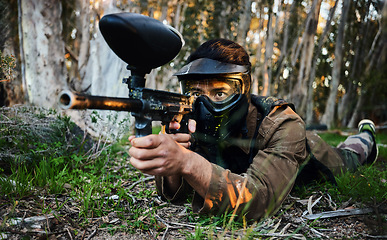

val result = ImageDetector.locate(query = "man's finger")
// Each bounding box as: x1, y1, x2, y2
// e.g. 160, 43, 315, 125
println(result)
130, 157, 164, 171
169, 121, 180, 130
188, 119, 196, 133
129, 144, 166, 160
130, 135, 161, 148
171, 133, 190, 142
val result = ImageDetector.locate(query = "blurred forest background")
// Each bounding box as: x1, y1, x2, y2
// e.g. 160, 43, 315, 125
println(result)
0, 0, 386, 137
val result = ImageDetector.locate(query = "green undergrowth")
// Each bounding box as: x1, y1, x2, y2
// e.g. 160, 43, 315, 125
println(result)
0, 106, 155, 232
1, 106, 386, 238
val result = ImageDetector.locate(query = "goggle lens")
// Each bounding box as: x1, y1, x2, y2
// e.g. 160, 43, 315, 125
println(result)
181, 78, 242, 103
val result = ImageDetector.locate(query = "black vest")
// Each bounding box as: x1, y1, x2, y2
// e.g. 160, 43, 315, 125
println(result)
193, 95, 293, 174
193, 94, 337, 185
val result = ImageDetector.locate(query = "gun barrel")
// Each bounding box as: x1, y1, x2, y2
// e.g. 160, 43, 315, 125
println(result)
59, 90, 143, 112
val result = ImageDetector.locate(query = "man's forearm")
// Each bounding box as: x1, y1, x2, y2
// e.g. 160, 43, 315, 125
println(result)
160, 152, 212, 199
181, 151, 212, 198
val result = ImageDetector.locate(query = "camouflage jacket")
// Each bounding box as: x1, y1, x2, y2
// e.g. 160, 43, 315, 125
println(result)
155, 95, 344, 220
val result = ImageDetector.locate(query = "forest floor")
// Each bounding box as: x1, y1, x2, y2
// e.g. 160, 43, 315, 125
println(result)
2, 173, 386, 240
0, 106, 386, 239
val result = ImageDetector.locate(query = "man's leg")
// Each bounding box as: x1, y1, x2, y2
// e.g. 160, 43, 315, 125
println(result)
336, 119, 378, 170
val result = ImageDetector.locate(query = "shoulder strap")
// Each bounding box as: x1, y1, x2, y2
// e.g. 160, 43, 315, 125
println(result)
251, 95, 296, 117
247, 95, 295, 164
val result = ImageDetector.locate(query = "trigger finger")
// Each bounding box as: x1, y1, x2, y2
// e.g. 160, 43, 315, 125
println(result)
169, 121, 180, 130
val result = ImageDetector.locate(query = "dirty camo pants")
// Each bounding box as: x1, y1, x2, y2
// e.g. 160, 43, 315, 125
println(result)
336, 132, 374, 170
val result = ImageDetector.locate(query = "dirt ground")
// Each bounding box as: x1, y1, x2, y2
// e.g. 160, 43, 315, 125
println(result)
1, 176, 386, 240
1, 106, 386, 239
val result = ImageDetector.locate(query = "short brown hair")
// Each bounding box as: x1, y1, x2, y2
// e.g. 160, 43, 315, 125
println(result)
187, 39, 251, 71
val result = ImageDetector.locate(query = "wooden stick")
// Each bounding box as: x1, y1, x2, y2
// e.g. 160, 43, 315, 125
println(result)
304, 207, 373, 220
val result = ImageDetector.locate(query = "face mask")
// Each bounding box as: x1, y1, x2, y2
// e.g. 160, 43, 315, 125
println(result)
192, 94, 249, 144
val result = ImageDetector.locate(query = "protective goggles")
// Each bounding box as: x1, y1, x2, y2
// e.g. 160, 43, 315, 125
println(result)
180, 77, 242, 104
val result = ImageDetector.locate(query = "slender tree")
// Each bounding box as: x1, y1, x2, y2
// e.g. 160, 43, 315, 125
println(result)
337, 0, 371, 126
290, 0, 322, 115
320, 0, 350, 128
305, 0, 338, 125
261, 0, 275, 96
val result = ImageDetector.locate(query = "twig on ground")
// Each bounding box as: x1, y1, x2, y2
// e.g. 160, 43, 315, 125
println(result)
161, 225, 170, 240
138, 206, 154, 221
303, 195, 322, 216
361, 234, 387, 239
127, 176, 155, 190
156, 214, 224, 232
268, 219, 281, 233
254, 232, 306, 239
45, 214, 51, 233
81, 230, 87, 240
324, 193, 337, 211
339, 197, 352, 209
155, 214, 189, 229
86, 229, 97, 240
66, 228, 74, 240
304, 207, 373, 220
279, 222, 291, 234
309, 227, 326, 238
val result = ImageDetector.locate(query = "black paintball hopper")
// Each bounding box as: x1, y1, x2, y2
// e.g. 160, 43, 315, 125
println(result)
99, 13, 183, 72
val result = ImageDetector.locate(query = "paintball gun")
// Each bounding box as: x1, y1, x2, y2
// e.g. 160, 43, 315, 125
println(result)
59, 13, 193, 137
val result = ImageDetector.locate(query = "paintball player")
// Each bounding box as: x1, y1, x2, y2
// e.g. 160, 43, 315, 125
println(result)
128, 39, 378, 220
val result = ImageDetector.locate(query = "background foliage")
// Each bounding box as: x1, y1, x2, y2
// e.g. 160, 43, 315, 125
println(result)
0, 0, 386, 130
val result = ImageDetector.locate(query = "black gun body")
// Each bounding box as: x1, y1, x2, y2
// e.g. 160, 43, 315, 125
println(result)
59, 13, 188, 137
136, 88, 192, 122
59, 90, 192, 125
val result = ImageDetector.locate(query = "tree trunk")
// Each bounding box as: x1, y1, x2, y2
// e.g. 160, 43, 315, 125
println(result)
273, 0, 294, 97
261, 3, 275, 96
252, 15, 264, 95
338, 82, 356, 126
305, 0, 338, 125
320, 0, 350, 128
347, 89, 364, 128
337, 0, 370, 126
216, 0, 232, 39
291, 0, 322, 115
347, 2, 387, 128
67, 1, 135, 138
19, 0, 67, 108
237, 0, 252, 47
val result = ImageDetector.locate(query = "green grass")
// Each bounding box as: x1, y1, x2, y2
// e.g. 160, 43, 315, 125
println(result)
1, 107, 386, 238
316, 131, 387, 204
0, 107, 170, 238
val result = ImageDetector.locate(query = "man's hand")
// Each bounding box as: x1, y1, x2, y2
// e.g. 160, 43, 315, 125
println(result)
128, 119, 211, 198
129, 134, 192, 176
